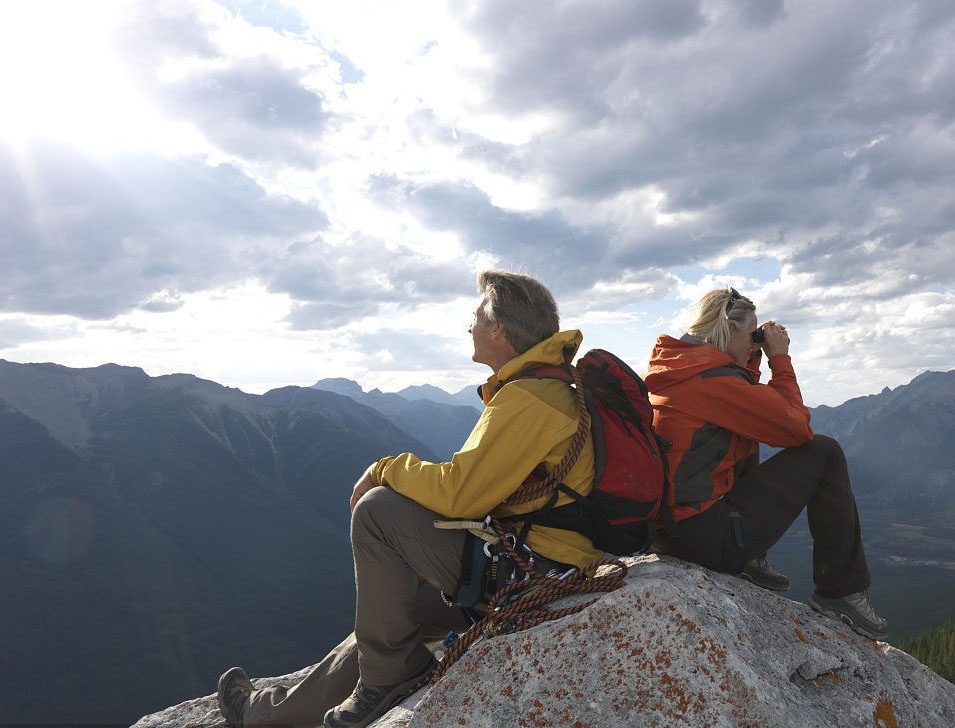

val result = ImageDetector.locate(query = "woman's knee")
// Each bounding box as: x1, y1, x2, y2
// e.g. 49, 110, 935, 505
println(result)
811, 433, 839, 450
808, 434, 847, 463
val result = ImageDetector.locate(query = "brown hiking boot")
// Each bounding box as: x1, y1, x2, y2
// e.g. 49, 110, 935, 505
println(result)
740, 556, 790, 592
809, 591, 890, 639
217, 666, 253, 727
323, 657, 437, 728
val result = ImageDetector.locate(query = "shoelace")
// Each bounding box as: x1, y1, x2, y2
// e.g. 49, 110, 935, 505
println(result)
223, 680, 250, 717
846, 591, 882, 621
347, 681, 389, 712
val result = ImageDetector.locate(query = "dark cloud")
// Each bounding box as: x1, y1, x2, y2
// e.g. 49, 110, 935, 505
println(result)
406, 0, 955, 312
156, 58, 331, 166
287, 301, 380, 330
368, 176, 615, 295
115, 2, 333, 167
0, 319, 66, 350
457, 0, 705, 119
368, 174, 769, 301
267, 235, 474, 330
0, 142, 326, 319
738, 0, 786, 28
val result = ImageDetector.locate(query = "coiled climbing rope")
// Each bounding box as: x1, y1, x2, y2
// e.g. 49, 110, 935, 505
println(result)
429, 363, 627, 687
429, 515, 628, 687
503, 364, 591, 506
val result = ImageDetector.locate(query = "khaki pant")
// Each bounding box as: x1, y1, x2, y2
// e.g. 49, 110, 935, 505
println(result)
244, 488, 470, 727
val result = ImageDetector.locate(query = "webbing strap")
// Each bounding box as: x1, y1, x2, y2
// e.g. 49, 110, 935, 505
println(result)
501, 364, 590, 507
433, 518, 501, 544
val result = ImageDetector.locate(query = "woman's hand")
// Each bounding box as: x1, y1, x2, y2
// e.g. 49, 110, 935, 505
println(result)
760, 321, 790, 358
350, 466, 381, 512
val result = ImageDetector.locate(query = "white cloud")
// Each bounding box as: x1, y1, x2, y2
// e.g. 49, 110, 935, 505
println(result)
1, 0, 955, 406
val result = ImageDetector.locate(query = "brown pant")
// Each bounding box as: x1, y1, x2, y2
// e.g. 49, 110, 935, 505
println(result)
244, 488, 469, 726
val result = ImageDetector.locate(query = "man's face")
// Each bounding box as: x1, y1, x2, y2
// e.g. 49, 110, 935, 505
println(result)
469, 297, 496, 366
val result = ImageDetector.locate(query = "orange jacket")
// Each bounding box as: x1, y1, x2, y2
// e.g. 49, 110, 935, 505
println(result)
644, 334, 813, 521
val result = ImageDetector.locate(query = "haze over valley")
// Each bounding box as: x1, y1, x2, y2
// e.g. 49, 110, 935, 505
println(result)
1, 358, 954, 722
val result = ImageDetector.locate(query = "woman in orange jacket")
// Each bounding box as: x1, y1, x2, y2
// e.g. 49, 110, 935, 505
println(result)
645, 287, 888, 639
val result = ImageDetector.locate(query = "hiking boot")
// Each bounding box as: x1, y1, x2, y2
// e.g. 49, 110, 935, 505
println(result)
324, 657, 437, 728
809, 591, 890, 640
740, 556, 790, 592
217, 666, 253, 727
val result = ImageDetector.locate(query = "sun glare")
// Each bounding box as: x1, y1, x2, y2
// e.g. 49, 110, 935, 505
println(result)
0, 0, 183, 153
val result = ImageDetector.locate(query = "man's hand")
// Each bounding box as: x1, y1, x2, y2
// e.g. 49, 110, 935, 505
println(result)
760, 321, 790, 358
350, 466, 381, 513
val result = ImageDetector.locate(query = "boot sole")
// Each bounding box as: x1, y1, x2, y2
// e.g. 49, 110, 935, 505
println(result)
739, 571, 790, 592
808, 598, 888, 640
217, 667, 252, 727
324, 659, 437, 728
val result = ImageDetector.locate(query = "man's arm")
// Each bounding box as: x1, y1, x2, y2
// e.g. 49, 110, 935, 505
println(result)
350, 465, 378, 512
364, 383, 577, 519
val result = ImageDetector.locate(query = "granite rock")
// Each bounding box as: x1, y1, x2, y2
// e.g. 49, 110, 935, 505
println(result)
133, 555, 955, 728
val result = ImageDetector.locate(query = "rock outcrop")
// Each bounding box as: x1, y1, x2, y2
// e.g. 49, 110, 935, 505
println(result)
133, 555, 955, 728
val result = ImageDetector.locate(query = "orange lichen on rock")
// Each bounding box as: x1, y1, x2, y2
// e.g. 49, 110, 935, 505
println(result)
794, 628, 808, 644
873, 698, 899, 728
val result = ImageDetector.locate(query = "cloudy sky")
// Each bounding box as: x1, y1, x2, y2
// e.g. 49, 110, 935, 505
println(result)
1, 0, 954, 405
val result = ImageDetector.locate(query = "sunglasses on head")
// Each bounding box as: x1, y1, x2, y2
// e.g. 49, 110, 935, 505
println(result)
725, 288, 742, 313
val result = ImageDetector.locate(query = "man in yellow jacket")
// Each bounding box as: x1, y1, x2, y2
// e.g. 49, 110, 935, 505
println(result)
218, 270, 600, 728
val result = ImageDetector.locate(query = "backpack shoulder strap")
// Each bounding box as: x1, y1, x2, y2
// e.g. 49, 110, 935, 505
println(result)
501, 364, 591, 508
505, 363, 574, 386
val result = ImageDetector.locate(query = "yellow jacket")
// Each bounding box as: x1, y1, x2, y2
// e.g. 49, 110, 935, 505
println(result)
369, 330, 601, 568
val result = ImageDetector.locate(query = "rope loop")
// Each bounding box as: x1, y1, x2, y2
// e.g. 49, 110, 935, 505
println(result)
428, 517, 628, 687
503, 364, 590, 507
428, 365, 620, 688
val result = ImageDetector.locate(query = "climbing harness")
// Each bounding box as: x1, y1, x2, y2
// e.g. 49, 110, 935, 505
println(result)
429, 514, 628, 687
429, 357, 670, 685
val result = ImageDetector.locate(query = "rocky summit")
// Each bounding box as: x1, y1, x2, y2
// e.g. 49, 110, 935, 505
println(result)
134, 555, 955, 728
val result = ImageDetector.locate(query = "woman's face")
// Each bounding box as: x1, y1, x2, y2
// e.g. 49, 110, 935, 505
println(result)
727, 311, 758, 367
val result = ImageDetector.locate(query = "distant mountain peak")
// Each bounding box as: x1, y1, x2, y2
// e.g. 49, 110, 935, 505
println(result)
399, 383, 448, 397
312, 378, 365, 398
398, 382, 482, 409
910, 370, 950, 385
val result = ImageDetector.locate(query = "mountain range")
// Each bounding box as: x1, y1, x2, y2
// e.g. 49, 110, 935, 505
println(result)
0, 361, 434, 724
312, 378, 481, 460
1, 360, 954, 723
764, 370, 955, 637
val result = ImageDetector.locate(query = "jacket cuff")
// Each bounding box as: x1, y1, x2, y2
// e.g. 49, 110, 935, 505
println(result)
369, 456, 395, 487
767, 354, 794, 371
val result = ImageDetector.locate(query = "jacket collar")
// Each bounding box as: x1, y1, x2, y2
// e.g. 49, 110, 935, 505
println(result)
645, 333, 739, 392
480, 329, 582, 404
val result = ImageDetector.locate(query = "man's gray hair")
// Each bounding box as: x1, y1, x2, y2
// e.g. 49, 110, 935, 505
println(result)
477, 269, 559, 353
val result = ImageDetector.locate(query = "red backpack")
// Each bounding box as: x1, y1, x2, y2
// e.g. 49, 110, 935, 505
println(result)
502, 349, 676, 556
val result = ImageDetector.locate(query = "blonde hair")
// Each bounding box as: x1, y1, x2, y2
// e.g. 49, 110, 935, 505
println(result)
477, 269, 559, 353
686, 287, 756, 353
